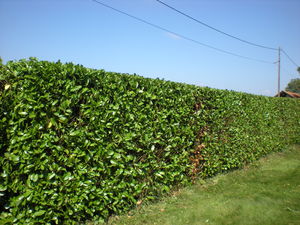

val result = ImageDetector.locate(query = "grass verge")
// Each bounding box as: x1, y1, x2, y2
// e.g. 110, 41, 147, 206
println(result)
92, 145, 300, 225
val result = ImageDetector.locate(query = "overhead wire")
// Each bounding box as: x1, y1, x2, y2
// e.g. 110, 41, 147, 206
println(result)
155, 0, 278, 51
155, 0, 300, 70
281, 49, 299, 68
91, 0, 274, 64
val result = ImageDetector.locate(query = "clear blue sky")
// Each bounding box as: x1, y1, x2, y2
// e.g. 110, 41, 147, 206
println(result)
1, 0, 299, 96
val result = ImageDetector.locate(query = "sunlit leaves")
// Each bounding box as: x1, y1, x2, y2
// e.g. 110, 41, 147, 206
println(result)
0, 58, 299, 224
0, 59, 201, 224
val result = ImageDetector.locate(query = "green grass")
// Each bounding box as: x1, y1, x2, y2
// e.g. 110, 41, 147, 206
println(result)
94, 145, 300, 225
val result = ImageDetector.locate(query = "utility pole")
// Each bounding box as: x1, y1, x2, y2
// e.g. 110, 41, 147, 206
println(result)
277, 47, 281, 97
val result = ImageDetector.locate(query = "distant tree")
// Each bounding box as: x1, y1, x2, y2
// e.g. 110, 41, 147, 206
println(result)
0, 57, 2, 65
285, 78, 300, 94
298, 67, 300, 74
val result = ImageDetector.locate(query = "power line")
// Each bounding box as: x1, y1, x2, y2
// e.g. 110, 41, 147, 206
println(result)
91, 0, 274, 64
155, 0, 277, 51
281, 49, 299, 68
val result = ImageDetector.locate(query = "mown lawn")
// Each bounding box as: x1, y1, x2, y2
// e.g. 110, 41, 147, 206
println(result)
93, 145, 300, 225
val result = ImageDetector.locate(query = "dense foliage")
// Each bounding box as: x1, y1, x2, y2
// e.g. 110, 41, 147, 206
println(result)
1, 58, 299, 224
285, 78, 300, 94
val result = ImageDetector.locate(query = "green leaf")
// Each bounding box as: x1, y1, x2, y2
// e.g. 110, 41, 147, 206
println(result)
33, 210, 46, 217
0, 185, 7, 192
71, 85, 82, 92
18, 111, 28, 116
5, 153, 19, 162
64, 172, 73, 181
30, 174, 39, 182
29, 112, 36, 118
70, 130, 80, 136
110, 159, 118, 165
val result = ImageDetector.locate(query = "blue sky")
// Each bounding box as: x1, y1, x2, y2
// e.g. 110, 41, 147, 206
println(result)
1, 0, 299, 96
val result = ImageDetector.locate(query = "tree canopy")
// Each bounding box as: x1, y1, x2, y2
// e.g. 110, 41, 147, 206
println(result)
285, 78, 300, 94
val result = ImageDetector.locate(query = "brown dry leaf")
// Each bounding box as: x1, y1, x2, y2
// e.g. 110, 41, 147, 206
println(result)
137, 200, 143, 206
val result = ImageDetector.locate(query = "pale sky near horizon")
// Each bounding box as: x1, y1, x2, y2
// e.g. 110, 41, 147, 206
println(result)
1, 0, 299, 96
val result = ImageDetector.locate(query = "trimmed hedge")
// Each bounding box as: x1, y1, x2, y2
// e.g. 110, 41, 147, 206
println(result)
0, 58, 299, 224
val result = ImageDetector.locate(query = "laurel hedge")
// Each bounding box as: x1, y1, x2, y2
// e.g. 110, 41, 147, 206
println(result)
0, 58, 299, 224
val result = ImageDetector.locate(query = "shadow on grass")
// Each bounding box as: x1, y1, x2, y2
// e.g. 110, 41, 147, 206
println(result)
92, 145, 300, 225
